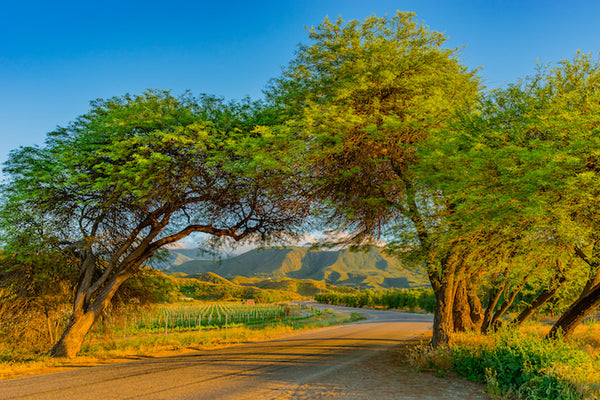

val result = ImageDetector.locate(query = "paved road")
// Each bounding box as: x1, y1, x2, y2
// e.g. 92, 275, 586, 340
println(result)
0, 304, 490, 399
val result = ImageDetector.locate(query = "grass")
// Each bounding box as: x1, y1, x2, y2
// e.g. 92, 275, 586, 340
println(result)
0, 304, 355, 380
407, 321, 600, 400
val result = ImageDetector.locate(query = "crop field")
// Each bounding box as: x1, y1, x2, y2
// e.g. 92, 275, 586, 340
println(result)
90, 303, 311, 337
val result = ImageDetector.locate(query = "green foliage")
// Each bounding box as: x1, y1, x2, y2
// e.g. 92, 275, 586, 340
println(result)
431, 52, 600, 258
451, 330, 586, 399
315, 288, 435, 312
0, 89, 313, 356
267, 11, 480, 241
0, 250, 76, 305
1, 90, 306, 253
419, 52, 600, 333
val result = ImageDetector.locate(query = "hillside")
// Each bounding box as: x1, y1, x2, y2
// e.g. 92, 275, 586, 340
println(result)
151, 248, 216, 270
165, 247, 429, 289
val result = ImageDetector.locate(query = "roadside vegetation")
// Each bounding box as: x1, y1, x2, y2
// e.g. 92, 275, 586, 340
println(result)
315, 288, 435, 313
318, 286, 600, 399
0, 265, 336, 362
409, 320, 600, 399
0, 300, 353, 380
0, 259, 360, 380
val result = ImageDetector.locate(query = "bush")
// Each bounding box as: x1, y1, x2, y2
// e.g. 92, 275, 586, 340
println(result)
0, 251, 74, 358
451, 329, 589, 399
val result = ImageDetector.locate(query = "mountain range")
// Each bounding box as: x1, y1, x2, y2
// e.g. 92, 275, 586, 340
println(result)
160, 247, 429, 290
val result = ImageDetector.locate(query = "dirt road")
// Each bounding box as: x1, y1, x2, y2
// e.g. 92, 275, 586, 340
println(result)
0, 304, 490, 399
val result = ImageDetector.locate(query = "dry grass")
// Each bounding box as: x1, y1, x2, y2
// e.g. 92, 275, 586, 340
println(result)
81, 324, 298, 359
0, 299, 70, 361
406, 340, 452, 373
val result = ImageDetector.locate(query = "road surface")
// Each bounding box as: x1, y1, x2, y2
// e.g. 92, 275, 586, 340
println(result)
0, 304, 490, 399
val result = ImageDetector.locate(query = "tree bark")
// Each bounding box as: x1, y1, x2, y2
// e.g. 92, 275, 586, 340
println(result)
430, 255, 457, 347
467, 280, 485, 332
49, 312, 96, 358
489, 275, 530, 329
432, 284, 455, 346
481, 284, 506, 333
575, 243, 600, 298
453, 279, 477, 332
545, 246, 600, 339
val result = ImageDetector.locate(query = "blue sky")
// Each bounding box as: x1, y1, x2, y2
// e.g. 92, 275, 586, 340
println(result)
1, 0, 599, 174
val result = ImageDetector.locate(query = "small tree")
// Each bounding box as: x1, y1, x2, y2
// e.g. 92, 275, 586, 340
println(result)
0, 90, 310, 357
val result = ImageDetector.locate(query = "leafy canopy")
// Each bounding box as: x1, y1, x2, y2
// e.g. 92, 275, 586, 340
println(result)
268, 11, 480, 246
419, 53, 600, 301
1, 89, 310, 283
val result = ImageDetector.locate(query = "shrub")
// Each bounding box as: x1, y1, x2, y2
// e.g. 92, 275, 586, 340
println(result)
451, 329, 590, 399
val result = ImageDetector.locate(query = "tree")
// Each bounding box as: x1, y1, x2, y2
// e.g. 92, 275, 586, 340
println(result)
0, 90, 310, 357
267, 12, 480, 346
422, 53, 600, 338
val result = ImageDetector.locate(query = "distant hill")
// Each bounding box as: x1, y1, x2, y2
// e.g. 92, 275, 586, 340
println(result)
150, 248, 218, 270
164, 247, 429, 290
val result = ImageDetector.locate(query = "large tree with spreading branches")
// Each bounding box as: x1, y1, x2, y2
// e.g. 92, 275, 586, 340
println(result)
0, 90, 311, 357
266, 11, 480, 346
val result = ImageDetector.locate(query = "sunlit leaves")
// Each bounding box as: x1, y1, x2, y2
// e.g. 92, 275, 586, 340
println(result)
420, 53, 600, 295
268, 11, 480, 242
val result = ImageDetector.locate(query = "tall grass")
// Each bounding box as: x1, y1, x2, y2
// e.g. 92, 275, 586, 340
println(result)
0, 299, 70, 361
0, 302, 318, 362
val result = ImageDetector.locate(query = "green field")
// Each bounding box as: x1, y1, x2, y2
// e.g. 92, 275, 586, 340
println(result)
90, 302, 304, 337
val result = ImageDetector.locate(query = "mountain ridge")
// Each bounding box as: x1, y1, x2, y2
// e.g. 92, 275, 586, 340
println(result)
164, 246, 429, 290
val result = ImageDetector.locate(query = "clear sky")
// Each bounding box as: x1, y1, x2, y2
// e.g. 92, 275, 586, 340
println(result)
1, 0, 599, 174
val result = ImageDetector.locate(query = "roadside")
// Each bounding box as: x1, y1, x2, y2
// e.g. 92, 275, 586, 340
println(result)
0, 306, 352, 380
0, 305, 493, 400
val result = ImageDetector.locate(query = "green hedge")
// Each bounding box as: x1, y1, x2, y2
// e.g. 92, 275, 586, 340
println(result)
315, 288, 435, 312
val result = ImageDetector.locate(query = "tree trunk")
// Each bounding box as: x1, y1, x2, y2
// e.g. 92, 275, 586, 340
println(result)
49, 269, 133, 358
481, 284, 506, 333
467, 281, 485, 332
430, 255, 458, 347
48, 312, 96, 358
545, 247, 600, 338
575, 243, 600, 298
512, 279, 565, 326
453, 279, 476, 332
547, 283, 600, 339
432, 283, 455, 346
489, 277, 530, 330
